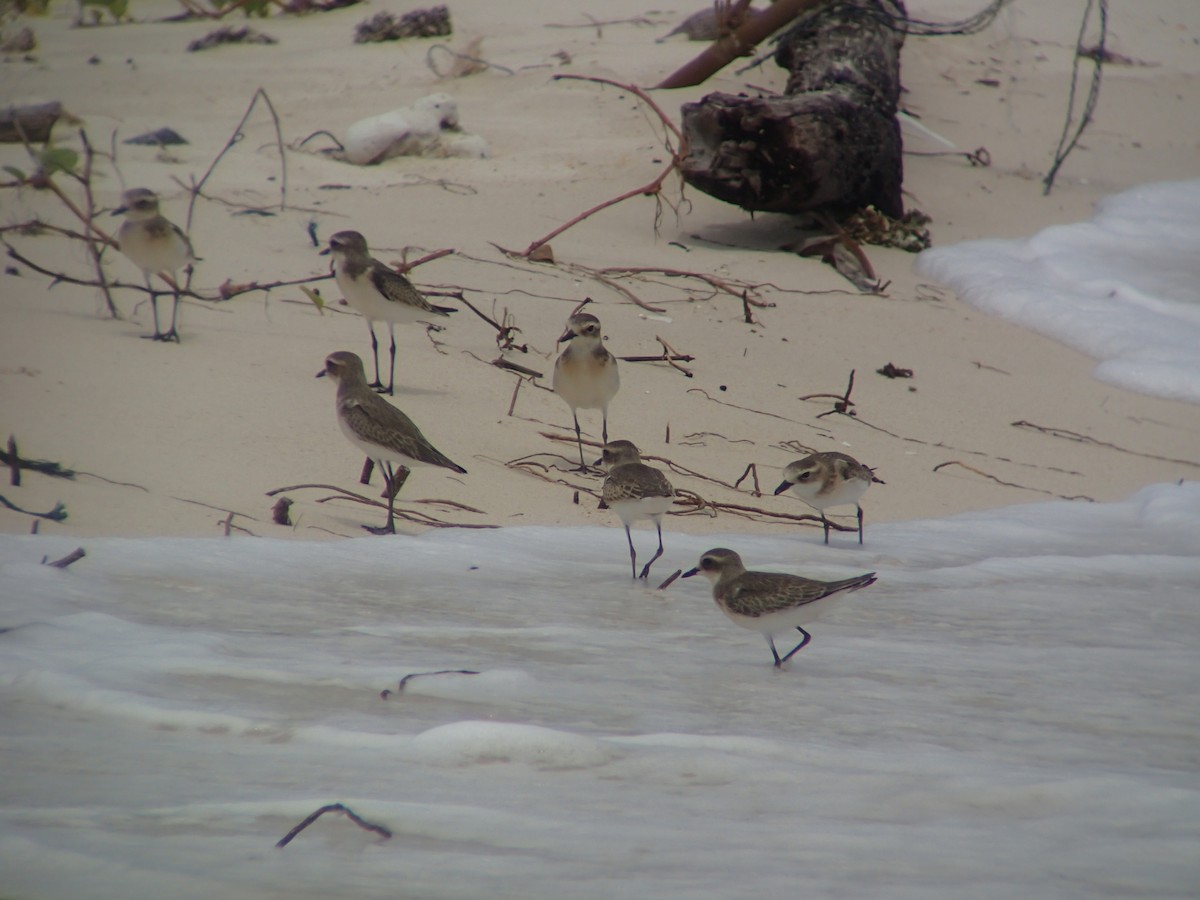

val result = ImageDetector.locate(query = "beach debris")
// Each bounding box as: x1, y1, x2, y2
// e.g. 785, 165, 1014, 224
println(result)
382, 669, 480, 698
41, 548, 86, 569
843, 206, 932, 252
0, 25, 35, 54
2, 436, 77, 485
123, 127, 189, 146
0, 496, 68, 521
876, 362, 913, 379
341, 93, 488, 164
270, 496, 293, 525
187, 25, 278, 52
276, 804, 392, 848
674, 0, 905, 219
354, 5, 450, 43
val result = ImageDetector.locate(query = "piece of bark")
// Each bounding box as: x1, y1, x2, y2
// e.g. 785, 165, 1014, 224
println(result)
678, 0, 906, 217
0, 101, 63, 144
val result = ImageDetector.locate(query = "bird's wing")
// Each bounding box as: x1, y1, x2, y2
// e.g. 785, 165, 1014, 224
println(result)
340, 396, 466, 472
370, 263, 448, 315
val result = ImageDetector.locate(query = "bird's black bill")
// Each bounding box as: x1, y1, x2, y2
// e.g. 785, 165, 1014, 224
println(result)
773, 481, 791, 495
111, 206, 127, 216
681, 567, 700, 578
315, 369, 327, 378
318, 247, 331, 256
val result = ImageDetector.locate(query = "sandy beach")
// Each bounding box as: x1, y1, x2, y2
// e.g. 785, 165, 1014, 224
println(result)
3, 0, 1198, 543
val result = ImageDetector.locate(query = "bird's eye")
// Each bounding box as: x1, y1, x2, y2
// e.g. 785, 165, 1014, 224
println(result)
798, 472, 812, 481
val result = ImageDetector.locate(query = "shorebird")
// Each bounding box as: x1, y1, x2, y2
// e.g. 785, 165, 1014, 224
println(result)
323, 230, 456, 395
596, 440, 675, 580
773, 451, 883, 544
113, 188, 196, 342
318, 350, 466, 534
553, 312, 619, 470
682, 548, 877, 668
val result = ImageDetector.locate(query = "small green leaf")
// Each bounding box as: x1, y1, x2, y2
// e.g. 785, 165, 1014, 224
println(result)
300, 286, 325, 312
2, 165, 27, 182
39, 147, 79, 176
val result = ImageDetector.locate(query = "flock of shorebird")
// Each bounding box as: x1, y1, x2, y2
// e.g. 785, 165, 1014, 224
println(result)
114, 188, 882, 667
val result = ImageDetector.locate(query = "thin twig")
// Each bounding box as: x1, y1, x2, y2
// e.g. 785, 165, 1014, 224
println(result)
933, 460, 1094, 501
42, 547, 86, 569
1011, 420, 1200, 468
186, 87, 287, 231
276, 803, 392, 848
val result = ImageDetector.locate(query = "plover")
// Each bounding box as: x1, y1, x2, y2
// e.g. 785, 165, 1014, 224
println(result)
553, 312, 619, 470
773, 451, 882, 544
596, 440, 675, 580
323, 230, 456, 395
682, 548, 877, 668
113, 188, 196, 342
318, 350, 467, 534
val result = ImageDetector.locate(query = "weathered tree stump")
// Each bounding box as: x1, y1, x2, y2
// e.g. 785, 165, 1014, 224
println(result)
679, 0, 906, 218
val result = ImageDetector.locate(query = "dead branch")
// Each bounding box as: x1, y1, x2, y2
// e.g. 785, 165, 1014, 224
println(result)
41, 547, 86, 569
733, 462, 763, 496
1011, 420, 1200, 469
276, 803, 392, 848
381, 669, 480, 698
655, 0, 821, 89
806, 369, 858, 418
185, 87, 287, 232
656, 568, 683, 591
455, 293, 528, 353
933, 460, 1094, 501
264, 483, 498, 529
686, 388, 810, 426
509, 74, 683, 258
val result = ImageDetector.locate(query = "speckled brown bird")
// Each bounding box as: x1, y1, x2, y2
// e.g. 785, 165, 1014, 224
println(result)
318, 350, 466, 534
683, 548, 877, 667
773, 451, 883, 544
596, 440, 675, 580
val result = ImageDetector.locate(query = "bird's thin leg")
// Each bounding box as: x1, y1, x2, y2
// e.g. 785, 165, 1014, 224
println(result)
638, 519, 665, 580
601, 410, 609, 444
386, 323, 397, 396
364, 461, 398, 535
368, 324, 385, 391
780, 628, 813, 664
163, 282, 181, 343
572, 411, 587, 471
821, 512, 831, 545
624, 524, 638, 580
856, 504, 864, 544
142, 276, 162, 340
767, 636, 783, 668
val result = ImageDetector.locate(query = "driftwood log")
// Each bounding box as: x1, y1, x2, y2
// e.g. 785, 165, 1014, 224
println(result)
0, 101, 64, 144
678, 0, 906, 217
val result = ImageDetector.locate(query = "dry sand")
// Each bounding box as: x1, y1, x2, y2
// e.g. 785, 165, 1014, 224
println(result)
2, 1, 1198, 545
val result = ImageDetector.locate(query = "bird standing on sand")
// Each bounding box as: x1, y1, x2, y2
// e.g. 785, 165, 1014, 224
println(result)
318, 350, 466, 535
773, 451, 882, 544
553, 312, 619, 471
323, 230, 456, 395
596, 440, 675, 580
683, 548, 877, 668
113, 188, 196, 342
